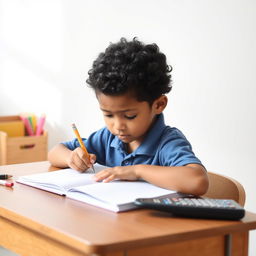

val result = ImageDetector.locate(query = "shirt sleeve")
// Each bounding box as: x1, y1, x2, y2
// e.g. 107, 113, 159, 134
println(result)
62, 138, 81, 150
61, 127, 110, 165
159, 128, 203, 167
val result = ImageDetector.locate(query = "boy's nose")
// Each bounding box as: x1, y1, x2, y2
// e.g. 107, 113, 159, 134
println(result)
114, 119, 126, 132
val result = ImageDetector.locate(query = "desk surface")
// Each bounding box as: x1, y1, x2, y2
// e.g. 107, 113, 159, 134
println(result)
1, 161, 256, 255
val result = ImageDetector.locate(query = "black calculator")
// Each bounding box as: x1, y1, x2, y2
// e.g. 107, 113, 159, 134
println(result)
134, 194, 245, 220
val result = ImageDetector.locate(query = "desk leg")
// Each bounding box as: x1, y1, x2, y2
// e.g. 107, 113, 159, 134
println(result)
224, 234, 232, 256
232, 231, 248, 256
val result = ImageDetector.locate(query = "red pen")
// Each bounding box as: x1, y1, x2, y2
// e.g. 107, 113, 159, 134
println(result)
0, 180, 14, 187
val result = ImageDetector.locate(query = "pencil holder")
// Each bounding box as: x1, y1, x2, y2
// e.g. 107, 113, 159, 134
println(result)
0, 131, 48, 165
0, 114, 48, 165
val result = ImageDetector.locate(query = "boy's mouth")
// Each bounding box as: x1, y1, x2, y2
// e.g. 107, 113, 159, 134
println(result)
118, 135, 130, 140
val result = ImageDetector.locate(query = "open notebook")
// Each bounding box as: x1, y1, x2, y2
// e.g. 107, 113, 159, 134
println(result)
16, 164, 175, 212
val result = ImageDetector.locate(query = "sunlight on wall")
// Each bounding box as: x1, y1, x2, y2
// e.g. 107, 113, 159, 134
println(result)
1, 0, 62, 72
0, 0, 63, 142
2, 58, 62, 121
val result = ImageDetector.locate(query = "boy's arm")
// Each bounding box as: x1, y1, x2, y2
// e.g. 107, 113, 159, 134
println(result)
135, 164, 208, 196
48, 143, 72, 168
94, 164, 209, 196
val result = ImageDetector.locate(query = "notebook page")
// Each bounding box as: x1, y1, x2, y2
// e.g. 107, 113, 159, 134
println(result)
17, 163, 107, 193
68, 180, 174, 205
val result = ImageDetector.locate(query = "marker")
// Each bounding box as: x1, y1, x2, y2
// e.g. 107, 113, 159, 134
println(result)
71, 123, 95, 173
20, 116, 34, 136
30, 115, 37, 133
0, 174, 13, 180
36, 115, 46, 136
0, 180, 14, 187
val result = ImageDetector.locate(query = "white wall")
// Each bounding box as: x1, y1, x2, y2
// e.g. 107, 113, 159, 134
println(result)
0, 0, 256, 254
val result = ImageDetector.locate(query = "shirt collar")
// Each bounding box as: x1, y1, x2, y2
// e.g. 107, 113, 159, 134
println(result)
110, 113, 167, 156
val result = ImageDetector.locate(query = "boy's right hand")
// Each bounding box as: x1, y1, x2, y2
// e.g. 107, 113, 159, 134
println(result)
67, 147, 96, 172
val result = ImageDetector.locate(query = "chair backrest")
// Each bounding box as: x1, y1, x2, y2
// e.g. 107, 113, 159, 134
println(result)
203, 172, 246, 206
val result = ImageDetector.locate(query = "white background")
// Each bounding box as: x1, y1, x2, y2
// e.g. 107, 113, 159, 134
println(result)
0, 0, 255, 254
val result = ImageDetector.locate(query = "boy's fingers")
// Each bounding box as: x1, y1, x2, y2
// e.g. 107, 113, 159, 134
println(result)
77, 151, 91, 166
77, 150, 95, 166
77, 149, 87, 161
70, 150, 91, 171
90, 154, 96, 164
70, 162, 85, 172
103, 174, 115, 183
94, 170, 113, 181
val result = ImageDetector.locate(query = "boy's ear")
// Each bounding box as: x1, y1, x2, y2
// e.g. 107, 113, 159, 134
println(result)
153, 95, 168, 114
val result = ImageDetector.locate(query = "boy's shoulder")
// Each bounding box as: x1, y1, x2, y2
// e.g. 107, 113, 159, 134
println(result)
155, 126, 189, 151
149, 114, 187, 141
162, 126, 187, 139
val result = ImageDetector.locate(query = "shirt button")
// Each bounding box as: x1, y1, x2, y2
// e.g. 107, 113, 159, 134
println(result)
123, 160, 129, 165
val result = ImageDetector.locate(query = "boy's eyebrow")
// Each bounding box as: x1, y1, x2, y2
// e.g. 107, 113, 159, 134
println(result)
100, 108, 137, 113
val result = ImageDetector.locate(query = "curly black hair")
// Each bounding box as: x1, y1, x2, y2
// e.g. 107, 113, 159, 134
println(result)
87, 38, 172, 104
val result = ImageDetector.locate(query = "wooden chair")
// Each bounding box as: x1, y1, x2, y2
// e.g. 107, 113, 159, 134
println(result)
203, 172, 246, 206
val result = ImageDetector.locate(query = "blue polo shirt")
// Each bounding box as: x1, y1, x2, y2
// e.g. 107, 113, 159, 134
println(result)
62, 114, 202, 167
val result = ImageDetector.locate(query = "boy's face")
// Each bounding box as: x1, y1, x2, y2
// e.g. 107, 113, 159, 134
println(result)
97, 92, 167, 151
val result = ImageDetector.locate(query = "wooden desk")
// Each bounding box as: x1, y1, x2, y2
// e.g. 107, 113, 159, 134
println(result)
0, 161, 256, 256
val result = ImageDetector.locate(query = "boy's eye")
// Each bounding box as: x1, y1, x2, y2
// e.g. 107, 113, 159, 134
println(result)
103, 113, 137, 120
104, 114, 113, 118
125, 115, 137, 120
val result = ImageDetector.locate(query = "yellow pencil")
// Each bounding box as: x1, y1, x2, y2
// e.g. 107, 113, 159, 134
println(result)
71, 123, 95, 173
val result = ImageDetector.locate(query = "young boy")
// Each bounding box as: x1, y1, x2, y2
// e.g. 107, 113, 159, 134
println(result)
48, 38, 208, 196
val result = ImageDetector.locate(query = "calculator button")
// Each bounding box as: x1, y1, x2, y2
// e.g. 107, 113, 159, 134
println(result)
184, 199, 194, 206
163, 199, 169, 204
166, 198, 173, 204
191, 199, 201, 206
204, 199, 215, 207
